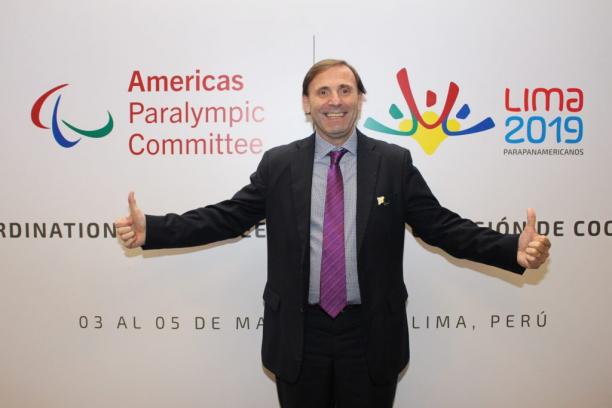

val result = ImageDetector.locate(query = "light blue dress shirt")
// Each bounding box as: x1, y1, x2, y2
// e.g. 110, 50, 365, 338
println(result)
308, 130, 360, 305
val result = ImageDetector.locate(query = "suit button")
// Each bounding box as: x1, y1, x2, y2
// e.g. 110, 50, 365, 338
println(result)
299, 307, 304, 313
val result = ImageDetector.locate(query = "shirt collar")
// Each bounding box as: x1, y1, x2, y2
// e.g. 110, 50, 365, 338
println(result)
314, 129, 357, 160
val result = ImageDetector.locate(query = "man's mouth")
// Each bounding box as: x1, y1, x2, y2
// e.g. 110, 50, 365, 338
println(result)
324, 112, 346, 118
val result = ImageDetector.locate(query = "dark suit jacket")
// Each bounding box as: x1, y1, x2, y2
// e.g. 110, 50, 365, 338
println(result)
143, 130, 524, 384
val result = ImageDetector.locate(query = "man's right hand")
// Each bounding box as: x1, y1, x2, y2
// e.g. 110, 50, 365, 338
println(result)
115, 191, 146, 249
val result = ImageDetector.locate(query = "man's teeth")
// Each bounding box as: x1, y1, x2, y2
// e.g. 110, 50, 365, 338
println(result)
325, 113, 345, 117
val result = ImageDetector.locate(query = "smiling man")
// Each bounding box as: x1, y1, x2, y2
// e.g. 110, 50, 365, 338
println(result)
116, 59, 550, 408
302, 62, 364, 145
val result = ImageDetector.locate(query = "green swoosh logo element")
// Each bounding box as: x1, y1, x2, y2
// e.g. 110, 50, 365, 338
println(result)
61, 111, 114, 138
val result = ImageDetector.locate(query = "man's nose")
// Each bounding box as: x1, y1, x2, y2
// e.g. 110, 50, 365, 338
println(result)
327, 92, 341, 106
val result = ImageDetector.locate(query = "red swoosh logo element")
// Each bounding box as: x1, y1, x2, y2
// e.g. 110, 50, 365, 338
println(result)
31, 83, 68, 129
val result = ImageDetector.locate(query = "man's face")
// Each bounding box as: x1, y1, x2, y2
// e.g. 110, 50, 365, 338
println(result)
302, 65, 363, 146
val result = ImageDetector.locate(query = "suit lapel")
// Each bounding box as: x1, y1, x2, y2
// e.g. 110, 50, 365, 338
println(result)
290, 134, 315, 259
289, 131, 379, 302
293, 131, 379, 253
356, 130, 381, 254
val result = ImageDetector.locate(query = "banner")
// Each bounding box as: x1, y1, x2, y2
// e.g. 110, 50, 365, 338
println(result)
2, 0, 610, 406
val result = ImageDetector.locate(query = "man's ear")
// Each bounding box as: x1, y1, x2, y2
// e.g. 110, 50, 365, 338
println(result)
302, 95, 311, 115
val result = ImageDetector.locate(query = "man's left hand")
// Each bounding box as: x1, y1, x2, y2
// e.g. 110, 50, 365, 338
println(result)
517, 208, 551, 269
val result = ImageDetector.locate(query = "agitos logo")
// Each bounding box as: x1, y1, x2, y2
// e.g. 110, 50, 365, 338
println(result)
31, 84, 113, 148
365, 68, 494, 155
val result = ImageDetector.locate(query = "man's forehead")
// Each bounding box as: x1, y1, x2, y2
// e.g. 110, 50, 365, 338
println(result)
309, 65, 358, 89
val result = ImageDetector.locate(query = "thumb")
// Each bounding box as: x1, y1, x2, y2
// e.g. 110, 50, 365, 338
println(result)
526, 207, 537, 230
128, 191, 139, 215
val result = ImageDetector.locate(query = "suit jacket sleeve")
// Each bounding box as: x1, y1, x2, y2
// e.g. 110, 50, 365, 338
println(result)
142, 152, 269, 250
401, 150, 524, 274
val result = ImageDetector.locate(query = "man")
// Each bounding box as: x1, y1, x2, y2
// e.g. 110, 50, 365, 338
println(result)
115, 59, 550, 408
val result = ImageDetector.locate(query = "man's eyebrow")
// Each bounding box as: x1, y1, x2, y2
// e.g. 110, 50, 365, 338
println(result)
316, 84, 353, 90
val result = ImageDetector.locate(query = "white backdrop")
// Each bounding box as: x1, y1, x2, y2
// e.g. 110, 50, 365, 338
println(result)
1, 0, 611, 407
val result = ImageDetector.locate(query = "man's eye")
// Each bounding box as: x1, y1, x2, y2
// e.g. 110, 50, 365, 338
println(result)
318, 89, 328, 96
340, 87, 352, 95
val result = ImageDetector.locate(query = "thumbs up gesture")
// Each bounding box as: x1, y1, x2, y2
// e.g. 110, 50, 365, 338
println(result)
115, 192, 146, 249
517, 208, 551, 269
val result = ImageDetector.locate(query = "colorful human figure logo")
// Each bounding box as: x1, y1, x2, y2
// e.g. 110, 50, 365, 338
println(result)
365, 69, 494, 155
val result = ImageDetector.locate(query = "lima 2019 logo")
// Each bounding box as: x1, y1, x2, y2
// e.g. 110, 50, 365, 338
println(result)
31, 84, 113, 148
365, 68, 494, 155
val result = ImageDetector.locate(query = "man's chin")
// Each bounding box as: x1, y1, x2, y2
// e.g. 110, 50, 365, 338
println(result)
316, 126, 353, 141
318, 132, 351, 145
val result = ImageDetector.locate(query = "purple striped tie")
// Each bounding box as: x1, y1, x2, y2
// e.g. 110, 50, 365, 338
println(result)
320, 149, 347, 318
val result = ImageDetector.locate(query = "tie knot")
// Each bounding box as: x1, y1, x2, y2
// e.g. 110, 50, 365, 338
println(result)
329, 149, 347, 166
